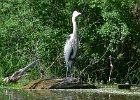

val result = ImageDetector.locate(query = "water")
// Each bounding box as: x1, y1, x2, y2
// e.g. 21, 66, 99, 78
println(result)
0, 88, 140, 100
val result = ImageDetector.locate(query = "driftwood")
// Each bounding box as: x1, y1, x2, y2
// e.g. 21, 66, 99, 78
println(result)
118, 84, 140, 89
3, 59, 39, 83
24, 78, 97, 89
50, 81, 97, 89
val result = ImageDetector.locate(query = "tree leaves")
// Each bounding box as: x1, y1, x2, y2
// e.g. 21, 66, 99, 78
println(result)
0, 0, 139, 83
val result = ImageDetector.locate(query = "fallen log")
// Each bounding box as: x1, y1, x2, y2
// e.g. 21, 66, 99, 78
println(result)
50, 82, 97, 89
3, 59, 39, 83
24, 78, 97, 89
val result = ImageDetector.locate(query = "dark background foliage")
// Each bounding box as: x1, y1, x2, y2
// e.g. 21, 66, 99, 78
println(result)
0, 0, 140, 84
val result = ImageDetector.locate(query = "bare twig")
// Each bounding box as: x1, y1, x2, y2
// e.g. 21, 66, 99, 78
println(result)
109, 55, 113, 83
80, 43, 112, 75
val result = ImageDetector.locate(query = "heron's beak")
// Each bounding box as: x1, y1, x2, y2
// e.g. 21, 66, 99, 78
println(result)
78, 12, 81, 15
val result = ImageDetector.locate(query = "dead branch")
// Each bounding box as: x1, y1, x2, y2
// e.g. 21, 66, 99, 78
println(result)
3, 59, 39, 83
109, 55, 113, 83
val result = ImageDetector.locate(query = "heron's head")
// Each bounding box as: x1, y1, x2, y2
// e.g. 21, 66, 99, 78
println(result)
72, 11, 81, 18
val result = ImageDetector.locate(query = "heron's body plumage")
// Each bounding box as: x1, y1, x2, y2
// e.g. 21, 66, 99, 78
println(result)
64, 11, 81, 77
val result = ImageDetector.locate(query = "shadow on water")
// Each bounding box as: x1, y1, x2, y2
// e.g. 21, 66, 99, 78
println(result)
0, 88, 140, 100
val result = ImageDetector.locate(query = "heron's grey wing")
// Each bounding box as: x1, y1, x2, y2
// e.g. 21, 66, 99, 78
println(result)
64, 39, 73, 63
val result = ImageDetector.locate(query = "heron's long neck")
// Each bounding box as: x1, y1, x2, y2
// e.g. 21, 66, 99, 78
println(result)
72, 17, 77, 37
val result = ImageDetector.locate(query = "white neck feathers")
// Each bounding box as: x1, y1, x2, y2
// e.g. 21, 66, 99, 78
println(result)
72, 17, 77, 37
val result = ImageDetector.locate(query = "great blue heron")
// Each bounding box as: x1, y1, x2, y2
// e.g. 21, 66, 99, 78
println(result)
64, 11, 81, 77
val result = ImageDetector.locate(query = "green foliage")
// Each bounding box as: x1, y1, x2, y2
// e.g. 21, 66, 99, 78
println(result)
0, 0, 140, 84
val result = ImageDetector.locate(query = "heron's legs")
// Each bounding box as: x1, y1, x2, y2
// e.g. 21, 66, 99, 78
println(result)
66, 65, 69, 78
66, 60, 73, 78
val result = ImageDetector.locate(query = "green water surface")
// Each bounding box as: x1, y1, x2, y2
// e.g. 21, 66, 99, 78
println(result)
0, 88, 140, 100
